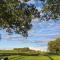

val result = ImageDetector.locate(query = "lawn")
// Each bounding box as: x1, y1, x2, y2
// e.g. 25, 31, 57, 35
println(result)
8, 55, 60, 60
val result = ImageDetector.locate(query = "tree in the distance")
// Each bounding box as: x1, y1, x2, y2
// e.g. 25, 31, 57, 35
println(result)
48, 38, 60, 54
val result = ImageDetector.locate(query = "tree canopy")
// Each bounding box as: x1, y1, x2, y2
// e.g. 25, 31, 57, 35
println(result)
0, 0, 60, 37
0, 0, 36, 37
45, 0, 60, 16
48, 38, 60, 54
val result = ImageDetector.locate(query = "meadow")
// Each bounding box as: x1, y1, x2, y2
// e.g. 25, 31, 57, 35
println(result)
8, 55, 60, 60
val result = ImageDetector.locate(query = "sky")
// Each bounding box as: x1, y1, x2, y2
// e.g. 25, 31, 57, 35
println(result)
0, 0, 60, 51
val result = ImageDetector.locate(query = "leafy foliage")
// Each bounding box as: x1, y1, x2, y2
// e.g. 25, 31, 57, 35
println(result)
0, 0, 36, 37
48, 38, 60, 54
46, 0, 60, 15
0, 0, 60, 37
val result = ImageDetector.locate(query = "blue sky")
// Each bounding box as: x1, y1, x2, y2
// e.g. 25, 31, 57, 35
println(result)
0, 0, 60, 51
27, 0, 44, 11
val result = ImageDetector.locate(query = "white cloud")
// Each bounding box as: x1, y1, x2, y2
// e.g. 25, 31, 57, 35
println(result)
0, 48, 13, 50
29, 46, 48, 51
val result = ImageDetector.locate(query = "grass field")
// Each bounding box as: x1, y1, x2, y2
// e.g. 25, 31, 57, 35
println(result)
8, 55, 60, 60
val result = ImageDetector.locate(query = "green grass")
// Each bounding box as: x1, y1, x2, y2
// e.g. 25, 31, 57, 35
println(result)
9, 56, 50, 60
50, 55, 60, 60
0, 55, 60, 60
8, 55, 60, 60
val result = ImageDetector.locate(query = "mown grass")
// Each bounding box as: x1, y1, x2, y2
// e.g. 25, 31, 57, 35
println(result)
8, 55, 60, 60
8, 56, 50, 60
0, 55, 60, 60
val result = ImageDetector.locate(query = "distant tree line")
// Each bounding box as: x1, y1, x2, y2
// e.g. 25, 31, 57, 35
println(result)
0, 47, 41, 56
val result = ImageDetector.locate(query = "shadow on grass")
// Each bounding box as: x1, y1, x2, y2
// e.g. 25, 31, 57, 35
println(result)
47, 55, 54, 60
